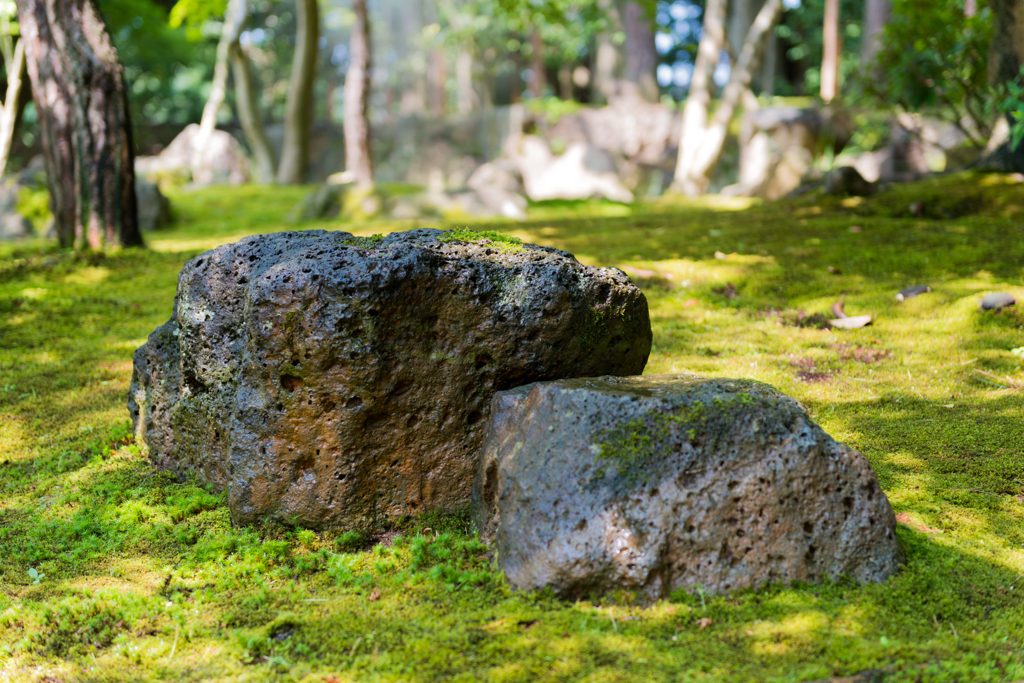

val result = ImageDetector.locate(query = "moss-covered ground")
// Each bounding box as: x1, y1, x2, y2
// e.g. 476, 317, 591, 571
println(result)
2, 173, 1023, 682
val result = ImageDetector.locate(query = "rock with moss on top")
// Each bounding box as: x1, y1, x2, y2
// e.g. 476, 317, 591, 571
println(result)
128, 228, 652, 529
473, 374, 903, 602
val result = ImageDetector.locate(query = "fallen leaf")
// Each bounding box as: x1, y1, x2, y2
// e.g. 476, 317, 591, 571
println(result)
830, 315, 872, 330
831, 301, 847, 319
697, 617, 713, 630
849, 225, 863, 233
714, 251, 728, 260
481, 619, 508, 631
683, 299, 699, 308
369, 588, 381, 601
827, 265, 842, 275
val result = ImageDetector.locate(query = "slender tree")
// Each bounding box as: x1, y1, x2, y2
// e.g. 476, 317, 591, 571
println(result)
277, 0, 318, 184
15, 0, 141, 248
672, 0, 726, 195
820, 0, 839, 101
621, 1, 658, 101
860, 0, 889, 66
675, 0, 783, 195
229, 41, 276, 183
0, 38, 26, 178
344, 0, 373, 188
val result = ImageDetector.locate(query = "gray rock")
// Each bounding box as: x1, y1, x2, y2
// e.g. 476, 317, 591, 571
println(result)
135, 178, 172, 231
129, 229, 652, 529
981, 292, 1016, 311
474, 374, 903, 601
896, 285, 930, 301
288, 183, 348, 221
135, 124, 251, 185
0, 182, 33, 241
825, 166, 877, 197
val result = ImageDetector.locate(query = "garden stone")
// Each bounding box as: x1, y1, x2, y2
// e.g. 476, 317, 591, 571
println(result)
129, 229, 652, 529
135, 178, 172, 231
981, 292, 1016, 311
473, 374, 903, 601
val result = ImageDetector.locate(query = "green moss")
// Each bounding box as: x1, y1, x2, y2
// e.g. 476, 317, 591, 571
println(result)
437, 228, 526, 253
2, 175, 1024, 681
342, 233, 386, 250
15, 185, 52, 234
593, 393, 764, 488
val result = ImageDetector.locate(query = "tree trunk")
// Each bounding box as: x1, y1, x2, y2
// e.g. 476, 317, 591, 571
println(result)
820, 0, 839, 102
988, 0, 1024, 86
456, 51, 474, 113
983, 0, 1024, 169
194, 0, 246, 182
672, 0, 726, 195
0, 38, 26, 179
230, 44, 276, 184
429, 50, 446, 114
344, 0, 373, 188
529, 30, 546, 98
276, 0, 318, 184
860, 0, 889, 67
15, 0, 141, 249
621, 1, 659, 101
593, 0, 622, 103
679, 0, 783, 195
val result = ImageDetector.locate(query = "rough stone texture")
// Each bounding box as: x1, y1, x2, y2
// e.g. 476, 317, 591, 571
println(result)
129, 229, 651, 529
474, 374, 903, 601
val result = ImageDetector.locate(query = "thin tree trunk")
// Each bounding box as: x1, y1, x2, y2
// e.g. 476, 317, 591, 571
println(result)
593, 0, 622, 103
988, 0, 1024, 86
983, 0, 1024, 169
344, 0, 373, 188
456, 50, 474, 113
672, 0, 727, 194
820, 0, 839, 102
277, 0, 318, 184
860, 0, 889, 67
194, 0, 247, 182
621, 1, 659, 101
429, 49, 446, 114
558, 63, 573, 99
230, 44, 276, 183
16, 0, 141, 249
682, 0, 783, 195
529, 30, 546, 98
0, 38, 26, 179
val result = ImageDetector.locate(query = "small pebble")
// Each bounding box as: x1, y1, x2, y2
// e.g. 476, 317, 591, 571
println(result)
896, 285, 931, 301
981, 292, 1016, 311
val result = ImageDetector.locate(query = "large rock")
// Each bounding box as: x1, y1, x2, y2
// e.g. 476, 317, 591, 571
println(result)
516, 136, 634, 203
135, 124, 251, 185
129, 229, 651, 529
473, 374, 903, 601
135, 178, 172, 231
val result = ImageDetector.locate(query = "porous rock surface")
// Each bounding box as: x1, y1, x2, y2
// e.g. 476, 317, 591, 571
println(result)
473, 374, 903, 601
129, 229, 651, 528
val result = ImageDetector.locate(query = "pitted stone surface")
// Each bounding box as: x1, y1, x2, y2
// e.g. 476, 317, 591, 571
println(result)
473, 374, 902, 601
129, 229, 651, 528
